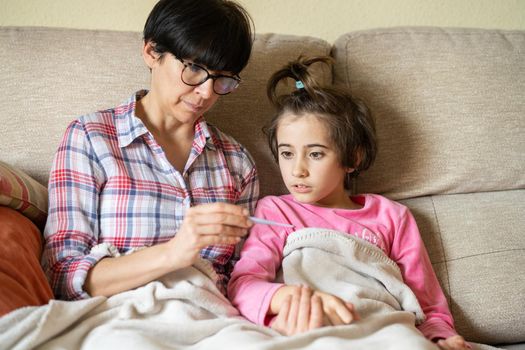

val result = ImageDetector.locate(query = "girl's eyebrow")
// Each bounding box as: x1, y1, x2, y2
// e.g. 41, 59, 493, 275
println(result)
277, 143, 329, 148
305, 144, 329, 149
277, 143, 292, 148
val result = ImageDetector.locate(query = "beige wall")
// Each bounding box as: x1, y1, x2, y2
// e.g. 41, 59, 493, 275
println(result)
1, 0, 524, 43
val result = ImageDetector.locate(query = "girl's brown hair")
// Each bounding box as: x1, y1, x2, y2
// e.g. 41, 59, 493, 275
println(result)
264, 56, 377, 190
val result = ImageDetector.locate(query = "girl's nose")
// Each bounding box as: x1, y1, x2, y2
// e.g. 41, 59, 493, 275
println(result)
292, 159, 308, 178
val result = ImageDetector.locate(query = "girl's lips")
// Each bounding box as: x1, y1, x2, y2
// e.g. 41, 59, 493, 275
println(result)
292, 184, 312, 193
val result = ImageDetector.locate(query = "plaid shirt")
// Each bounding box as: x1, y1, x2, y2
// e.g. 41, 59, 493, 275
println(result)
42, 90, 259, 300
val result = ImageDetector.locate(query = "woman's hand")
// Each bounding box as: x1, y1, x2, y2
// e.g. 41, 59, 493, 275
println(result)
436, 335, 471, 350
166, 202, 251, 269
271, 285, 323, 335
86, 202, 250, 297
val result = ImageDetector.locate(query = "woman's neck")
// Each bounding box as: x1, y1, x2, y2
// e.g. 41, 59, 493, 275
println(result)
136, 93, 193, 136
135, 93, 195, 172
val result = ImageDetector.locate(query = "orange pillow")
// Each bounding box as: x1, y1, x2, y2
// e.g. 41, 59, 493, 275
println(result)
0, 206, 53, 316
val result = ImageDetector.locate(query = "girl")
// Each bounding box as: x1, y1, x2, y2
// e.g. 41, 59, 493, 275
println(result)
42, 0, 258, 300
228, 56, 470, 350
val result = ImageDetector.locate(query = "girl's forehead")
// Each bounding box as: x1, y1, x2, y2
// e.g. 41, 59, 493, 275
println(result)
277, 113, 333, 144
278, 112, 329, 129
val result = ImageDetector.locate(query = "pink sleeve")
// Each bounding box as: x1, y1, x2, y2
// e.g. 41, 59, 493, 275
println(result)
227, 202, 287, 325
390, 208, 458, 341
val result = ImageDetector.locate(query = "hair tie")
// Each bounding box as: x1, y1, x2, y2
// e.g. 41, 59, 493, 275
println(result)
295, 80, 305, 89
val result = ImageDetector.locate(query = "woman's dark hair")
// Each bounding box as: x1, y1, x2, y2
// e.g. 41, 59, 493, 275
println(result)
143, 0, 254, 74
264, 56, 377, 189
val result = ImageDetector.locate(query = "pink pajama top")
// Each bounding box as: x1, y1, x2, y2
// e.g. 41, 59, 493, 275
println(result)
228, 194, 457, 341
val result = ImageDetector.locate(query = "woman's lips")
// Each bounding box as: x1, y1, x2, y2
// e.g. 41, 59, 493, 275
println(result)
184, 101, 203, 113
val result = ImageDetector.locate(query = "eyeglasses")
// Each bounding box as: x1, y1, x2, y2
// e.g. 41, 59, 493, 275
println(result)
174, 55, 241, 95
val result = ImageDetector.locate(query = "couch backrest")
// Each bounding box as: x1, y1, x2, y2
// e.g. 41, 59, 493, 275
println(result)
0, 27, 331, 197
0, 27, 149, 185
5, 27, 523, 201
208, 33, 332, 197
333, 27, 525, 200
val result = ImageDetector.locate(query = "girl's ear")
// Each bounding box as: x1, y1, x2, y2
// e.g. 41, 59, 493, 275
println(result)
142, 40, 160, 69
350, 148, 364, 172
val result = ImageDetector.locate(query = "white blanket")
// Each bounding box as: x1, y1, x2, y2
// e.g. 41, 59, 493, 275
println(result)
0, 229, 500, 350
281, 228, 426, 323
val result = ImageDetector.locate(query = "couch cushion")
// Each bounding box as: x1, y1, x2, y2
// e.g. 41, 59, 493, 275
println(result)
0, 27, 149, 187
208, 33, 332, 196
0, 206, 53, 316
401, 189, 525, 345
0, 27, 332, 197
0, 160, 48, 229
333, 27, 525, 200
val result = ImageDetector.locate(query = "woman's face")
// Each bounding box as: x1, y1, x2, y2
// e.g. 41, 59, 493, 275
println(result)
276, 113, 352, 208
145, 42, 223, 125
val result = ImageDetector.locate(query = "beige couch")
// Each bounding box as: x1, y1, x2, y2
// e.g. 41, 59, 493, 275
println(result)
0, 26, 524, 348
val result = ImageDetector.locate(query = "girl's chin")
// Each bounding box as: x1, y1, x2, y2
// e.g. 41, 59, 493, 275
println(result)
289, 193, 316, 204
289, 193, 342, 208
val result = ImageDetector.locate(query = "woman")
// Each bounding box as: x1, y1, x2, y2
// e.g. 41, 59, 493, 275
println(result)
42, 0, 258, 300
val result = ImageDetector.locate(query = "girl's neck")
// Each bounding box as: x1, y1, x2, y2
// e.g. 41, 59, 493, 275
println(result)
309, 193, 363, 210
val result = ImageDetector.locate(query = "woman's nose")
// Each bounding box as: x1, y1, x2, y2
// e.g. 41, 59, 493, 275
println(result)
194, 78, 215, 98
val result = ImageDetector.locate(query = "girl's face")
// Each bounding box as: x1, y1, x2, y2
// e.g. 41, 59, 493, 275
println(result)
276, 113, 353, 208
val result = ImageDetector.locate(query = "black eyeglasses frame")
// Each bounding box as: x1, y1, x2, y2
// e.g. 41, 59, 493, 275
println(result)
174, 55, 241, 95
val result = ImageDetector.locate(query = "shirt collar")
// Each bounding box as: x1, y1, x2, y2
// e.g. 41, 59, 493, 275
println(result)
115, 90, 216, 151
115, 90, 149, 148
194, 116, 217, 152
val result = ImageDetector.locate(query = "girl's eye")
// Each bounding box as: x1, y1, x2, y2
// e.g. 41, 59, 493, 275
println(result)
280, 151, 293, 159
310, 152, 324, 159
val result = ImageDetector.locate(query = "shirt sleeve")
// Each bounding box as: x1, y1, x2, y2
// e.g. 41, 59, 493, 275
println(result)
219, 151, 260, 289
236, 151, 259, 216
227, 199, 286, 325
390, 207, 458, 341
42, 120, 110, 300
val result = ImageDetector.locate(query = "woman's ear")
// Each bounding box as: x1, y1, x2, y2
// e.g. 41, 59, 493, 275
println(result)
142, 40, 160, 69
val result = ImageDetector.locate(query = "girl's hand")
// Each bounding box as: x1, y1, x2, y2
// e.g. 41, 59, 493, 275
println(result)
313, 290, 359, 326
270, 285, 359, 335
436, 335, 471, 350
166, 202, 251, 269
271, 285, 323, 335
